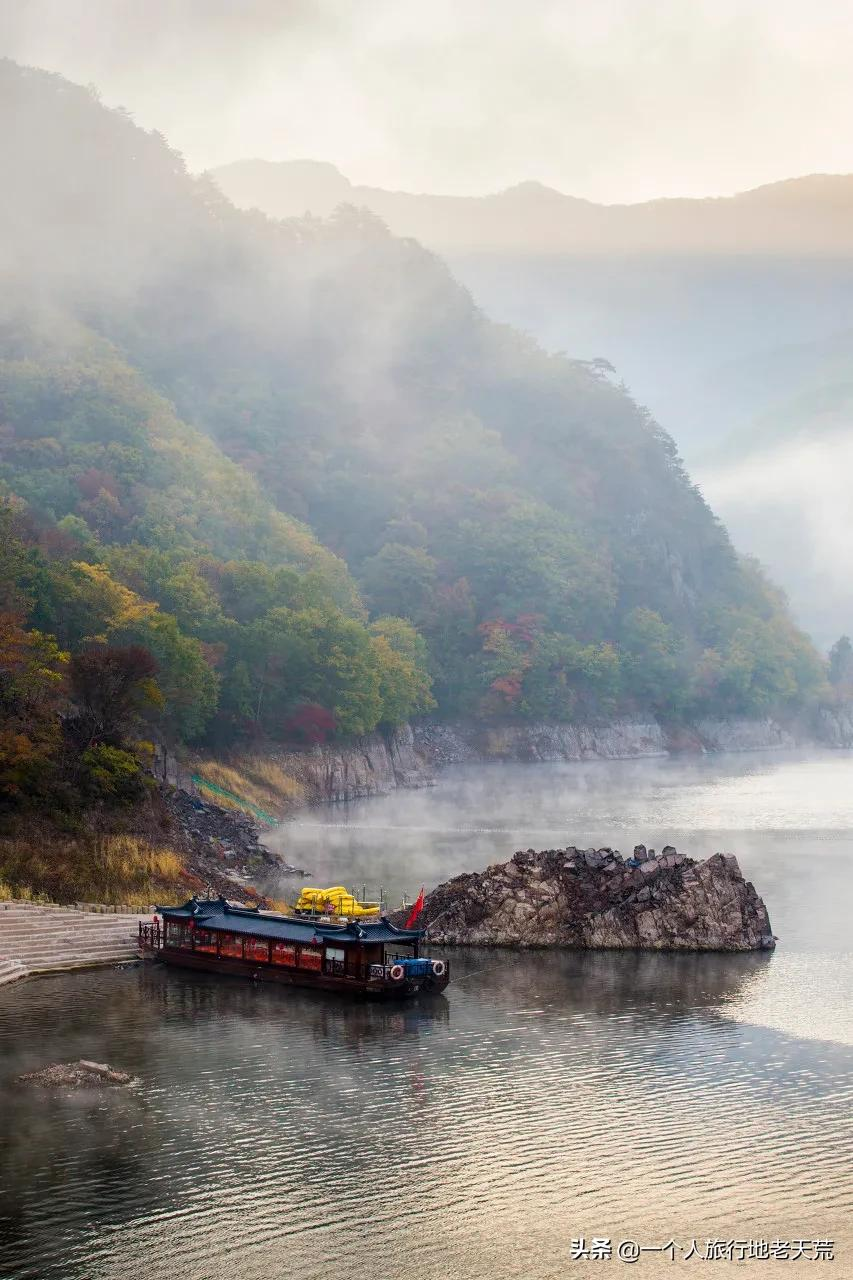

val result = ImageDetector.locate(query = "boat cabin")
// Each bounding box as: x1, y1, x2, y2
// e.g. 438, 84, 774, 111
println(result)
139, 897, 449, 998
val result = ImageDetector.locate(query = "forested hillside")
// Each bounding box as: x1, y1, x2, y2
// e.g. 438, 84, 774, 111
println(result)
214, 160, 853, 454
216, 159, 853, 648
0, 57, 825, 821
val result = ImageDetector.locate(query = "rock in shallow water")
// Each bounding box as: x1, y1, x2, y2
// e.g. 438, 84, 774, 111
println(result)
18, 1060, 137, 1088
416, 846, 776, 952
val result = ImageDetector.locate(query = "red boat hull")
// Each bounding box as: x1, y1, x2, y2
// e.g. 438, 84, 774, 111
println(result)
152, 944, 450, 998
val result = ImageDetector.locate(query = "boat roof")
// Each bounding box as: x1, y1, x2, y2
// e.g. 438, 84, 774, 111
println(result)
156, 897, 424, 946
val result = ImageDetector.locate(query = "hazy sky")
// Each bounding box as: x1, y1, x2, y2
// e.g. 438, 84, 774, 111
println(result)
4, 0, 853, 201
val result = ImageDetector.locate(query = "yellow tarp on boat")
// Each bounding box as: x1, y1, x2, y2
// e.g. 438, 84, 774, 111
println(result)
294, 886, 380, 918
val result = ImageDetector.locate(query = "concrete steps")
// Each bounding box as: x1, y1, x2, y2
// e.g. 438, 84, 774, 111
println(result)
0, 920, 142, 937
0, 958, 27, 986
0, 900, 152, 982
4, 943, 137, 963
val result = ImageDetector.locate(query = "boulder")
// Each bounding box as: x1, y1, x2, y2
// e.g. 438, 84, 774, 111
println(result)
413, 843, 776, 952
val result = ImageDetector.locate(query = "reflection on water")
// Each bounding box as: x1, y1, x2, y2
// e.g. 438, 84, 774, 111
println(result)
266, 750, 853, 1043
1, 751, 852, 1279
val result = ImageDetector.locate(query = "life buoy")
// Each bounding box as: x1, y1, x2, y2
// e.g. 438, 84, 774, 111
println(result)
431, 960, 446, 977
389, 964, 405, 981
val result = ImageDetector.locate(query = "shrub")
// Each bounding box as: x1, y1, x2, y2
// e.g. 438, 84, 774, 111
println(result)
80, 744, 147, 805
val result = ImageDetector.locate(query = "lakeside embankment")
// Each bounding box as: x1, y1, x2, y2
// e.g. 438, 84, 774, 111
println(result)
265, 710, 850, 805
265, 710, 850, 802
178, 711, 844, 815
412, 716, 806, 767
162, 709, 853, 903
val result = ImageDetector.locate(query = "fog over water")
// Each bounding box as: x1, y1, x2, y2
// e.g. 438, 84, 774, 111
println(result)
3, 750, 851, 1279
267, 751, 853, 1044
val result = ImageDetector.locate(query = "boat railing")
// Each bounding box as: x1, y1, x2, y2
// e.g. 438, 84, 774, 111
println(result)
387, 954, 448, 980
138, 920, 161, 952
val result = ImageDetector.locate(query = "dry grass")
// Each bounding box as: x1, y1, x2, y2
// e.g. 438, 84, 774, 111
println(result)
0, 879, 50, 904
263, 895, 295, 914
0, 833, 187, 906
240, 756, 304, 802
195, 756, 303, 818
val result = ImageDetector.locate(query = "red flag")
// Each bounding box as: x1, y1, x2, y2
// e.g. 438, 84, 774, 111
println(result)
405, 886, 425, 929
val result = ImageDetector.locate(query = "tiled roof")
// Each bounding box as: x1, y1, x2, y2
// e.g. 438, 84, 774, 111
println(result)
156, 898, 423, 946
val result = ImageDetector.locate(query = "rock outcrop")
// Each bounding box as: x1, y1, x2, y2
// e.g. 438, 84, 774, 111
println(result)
412, 717, 804, 767
271, 723, 433, 803
414, 720, 668, 766
815, 703, 853, 747
165, 787, 302, 899
691, 717, 798, 753
418, 845, 776, 952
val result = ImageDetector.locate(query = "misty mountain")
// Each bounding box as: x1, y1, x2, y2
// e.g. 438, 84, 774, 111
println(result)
698, 327, 853, 648
214, 158, 853, 644
211, 161, 853, 450
212, 157, 853, 448
701, 328, 853, 459
0, 60, 824, 748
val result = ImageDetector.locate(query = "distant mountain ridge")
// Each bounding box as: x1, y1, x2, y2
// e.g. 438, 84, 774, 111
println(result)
213, 159, 853, 254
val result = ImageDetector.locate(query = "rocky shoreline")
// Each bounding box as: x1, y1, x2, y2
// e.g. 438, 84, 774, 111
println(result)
165, 707, 851, 905
412, 716, 803, 768
269, 723, 431, 803
163, 787, 304, 904
174, 714, 827, 831
413, 843, 776, 952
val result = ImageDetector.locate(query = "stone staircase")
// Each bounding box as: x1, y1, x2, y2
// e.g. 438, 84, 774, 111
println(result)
0, 901, 153, 986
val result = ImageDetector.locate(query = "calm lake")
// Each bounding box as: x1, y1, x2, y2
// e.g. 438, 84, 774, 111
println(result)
2, 750, 852, 1279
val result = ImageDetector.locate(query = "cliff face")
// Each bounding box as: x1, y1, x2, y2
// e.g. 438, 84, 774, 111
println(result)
173, 709, 833, 823
816, 704, 853, 747
419, 845, 776, 952
414, 720, 667, 766
271, 724, 432, 803
413, 717, 803, 767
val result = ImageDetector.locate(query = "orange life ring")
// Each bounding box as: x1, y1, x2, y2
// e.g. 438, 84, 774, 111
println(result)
389, 964, 405, 981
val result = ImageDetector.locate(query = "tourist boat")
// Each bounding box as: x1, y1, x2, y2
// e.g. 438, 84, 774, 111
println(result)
138, 896, 450, 998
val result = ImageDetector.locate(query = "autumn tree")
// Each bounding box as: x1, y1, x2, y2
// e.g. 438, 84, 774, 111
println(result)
0, 615, 68, 807
828, 635, 853, 694
68, 644, 161, 746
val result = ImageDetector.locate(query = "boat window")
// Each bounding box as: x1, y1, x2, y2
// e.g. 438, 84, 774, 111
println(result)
297, 945, 322, 971
193, 929, 217, 954
219, 933, 243, 959
271, 942, 296, 966
245, 937, 270, 963
324, 946, 346, 975
166, 921, 186, 947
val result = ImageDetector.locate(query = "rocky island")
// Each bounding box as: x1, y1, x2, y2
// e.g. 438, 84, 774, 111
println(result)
417, 845, 776, 952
